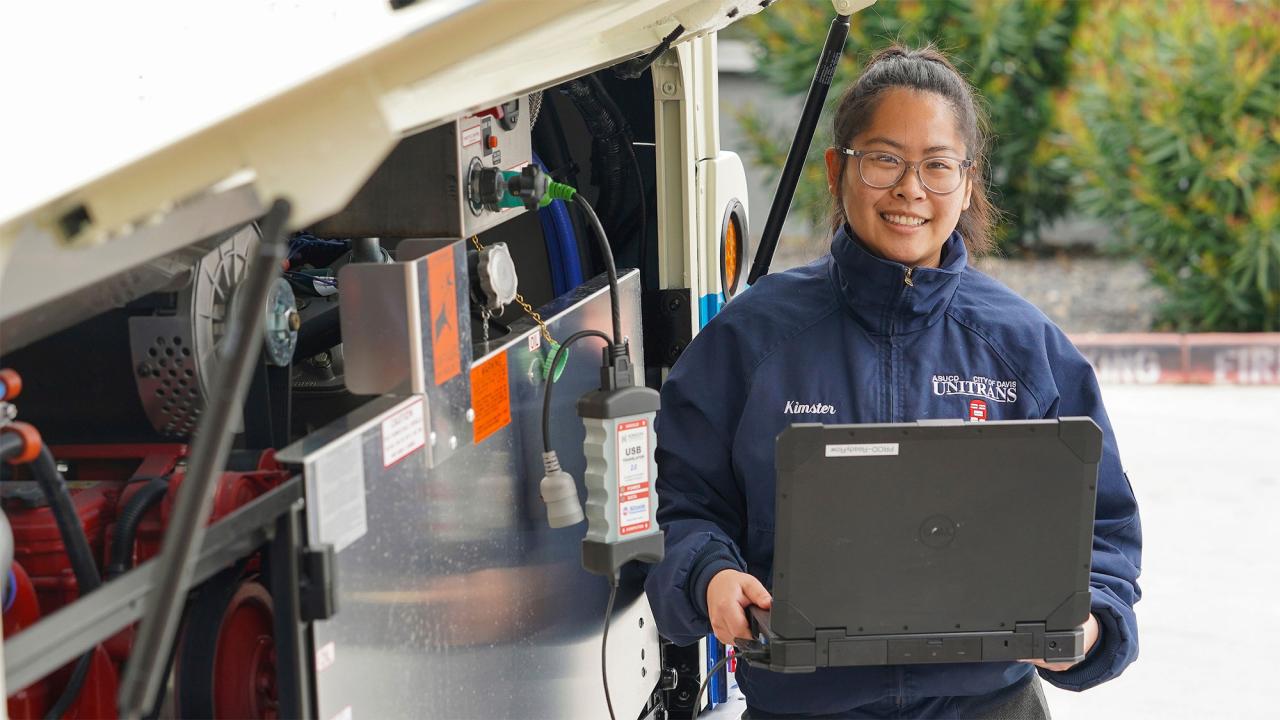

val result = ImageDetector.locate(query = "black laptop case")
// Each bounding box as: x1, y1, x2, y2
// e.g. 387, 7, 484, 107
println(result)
744, 418, 1100, 673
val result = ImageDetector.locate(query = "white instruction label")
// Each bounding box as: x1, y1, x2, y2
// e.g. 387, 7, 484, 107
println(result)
528, 333, 541, 352
315, 641, 337, 673
616, 419, 651, 535
311, 441, 367, 553
381, 399, 426, 467
825, 443, 899, 458
460, 124, 482, 147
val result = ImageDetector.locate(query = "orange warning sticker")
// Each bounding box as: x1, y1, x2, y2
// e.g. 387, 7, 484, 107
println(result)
427, 248, 461, 385
470, 353, 511, 444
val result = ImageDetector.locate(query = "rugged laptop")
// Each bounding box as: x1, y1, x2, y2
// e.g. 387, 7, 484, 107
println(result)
740, 418, 1100, 673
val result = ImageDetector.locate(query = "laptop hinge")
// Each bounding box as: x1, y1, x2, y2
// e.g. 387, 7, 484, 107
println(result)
1014, 622, 1048, 658
814, 628, 845, 666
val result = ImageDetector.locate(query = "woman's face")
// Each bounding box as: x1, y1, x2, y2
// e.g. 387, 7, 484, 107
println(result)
824, 88, 972, 269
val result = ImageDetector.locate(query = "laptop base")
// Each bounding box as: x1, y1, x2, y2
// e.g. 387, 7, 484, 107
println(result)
741, 606, 1085, 674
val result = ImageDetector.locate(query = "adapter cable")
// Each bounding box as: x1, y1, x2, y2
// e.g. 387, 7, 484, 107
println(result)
511, 166, 664, 720
602, 575, 620, 720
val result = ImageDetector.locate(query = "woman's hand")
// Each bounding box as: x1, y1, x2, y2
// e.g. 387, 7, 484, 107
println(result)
1025, 613, 1100, 672
706, 569, 772, 646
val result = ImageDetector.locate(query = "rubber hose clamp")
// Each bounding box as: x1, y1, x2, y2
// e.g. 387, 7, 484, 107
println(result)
2, 422, 42, 465
0, 368, 22, 401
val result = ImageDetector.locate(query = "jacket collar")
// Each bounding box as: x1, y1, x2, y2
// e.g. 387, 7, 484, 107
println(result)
828, 224, 967, 335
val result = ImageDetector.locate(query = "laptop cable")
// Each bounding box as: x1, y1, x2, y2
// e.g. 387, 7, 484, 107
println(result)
690, 653, 729, 720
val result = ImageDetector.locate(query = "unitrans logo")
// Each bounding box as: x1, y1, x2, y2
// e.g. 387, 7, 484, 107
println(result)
783, 400, 836, 415
932, 374, 1018, 403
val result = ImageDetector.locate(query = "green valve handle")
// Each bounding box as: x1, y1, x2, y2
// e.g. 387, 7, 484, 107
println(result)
542, 341, 570, 382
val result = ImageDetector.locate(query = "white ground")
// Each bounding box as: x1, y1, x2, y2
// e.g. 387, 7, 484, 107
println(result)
704, 385, 1280, 719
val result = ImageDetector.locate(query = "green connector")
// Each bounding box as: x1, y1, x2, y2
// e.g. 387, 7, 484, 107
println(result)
498, 171, 525, 209
544, 180, 576, 205
542, 340, 570, 382
504, 170, 578, 209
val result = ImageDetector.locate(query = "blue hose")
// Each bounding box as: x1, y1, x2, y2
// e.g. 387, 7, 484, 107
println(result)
533, 152, 583, 295
549, 192, 584, 289
4, 568, 15, 613
538, 196, 567, 296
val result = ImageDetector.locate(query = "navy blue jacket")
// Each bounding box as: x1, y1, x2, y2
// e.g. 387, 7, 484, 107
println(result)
644, 227, 1142, 715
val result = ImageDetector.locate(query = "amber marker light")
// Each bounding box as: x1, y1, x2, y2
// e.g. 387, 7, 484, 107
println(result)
720, 199, 746, 300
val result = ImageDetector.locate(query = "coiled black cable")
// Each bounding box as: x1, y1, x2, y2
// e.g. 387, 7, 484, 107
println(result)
557, 77, 649, 289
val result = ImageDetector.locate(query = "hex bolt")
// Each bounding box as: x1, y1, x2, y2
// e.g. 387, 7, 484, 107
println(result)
429, 431, 438, 446
449, 436, 458, 450
465, 408, 476, 423
661, 81, 676, 96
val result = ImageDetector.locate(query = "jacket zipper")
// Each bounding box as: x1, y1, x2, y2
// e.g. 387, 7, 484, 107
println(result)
885, 266, 915, 421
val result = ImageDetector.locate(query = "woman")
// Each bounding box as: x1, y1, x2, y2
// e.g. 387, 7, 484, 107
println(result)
644, 45, 1142, 718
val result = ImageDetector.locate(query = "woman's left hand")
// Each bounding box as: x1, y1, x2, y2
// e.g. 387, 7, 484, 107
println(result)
1025, 613, 1099, 672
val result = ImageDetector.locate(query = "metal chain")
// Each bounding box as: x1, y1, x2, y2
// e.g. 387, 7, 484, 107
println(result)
470, 235, 555, 347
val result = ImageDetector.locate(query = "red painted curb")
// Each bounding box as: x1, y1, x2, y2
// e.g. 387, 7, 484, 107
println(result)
1070, 333, 1280, 385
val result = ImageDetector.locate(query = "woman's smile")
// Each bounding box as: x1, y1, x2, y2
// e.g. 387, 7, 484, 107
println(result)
878, 211, 931, 232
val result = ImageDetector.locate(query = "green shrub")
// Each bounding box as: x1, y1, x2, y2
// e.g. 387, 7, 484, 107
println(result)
1059, 0, 1280, 331
737, 0, 1083, 250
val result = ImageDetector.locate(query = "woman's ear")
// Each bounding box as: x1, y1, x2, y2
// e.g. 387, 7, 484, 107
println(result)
824, 147, 843, 198
961, 174, 973, 212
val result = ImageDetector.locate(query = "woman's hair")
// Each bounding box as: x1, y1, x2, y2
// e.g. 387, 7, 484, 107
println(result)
828, 44, 999, 257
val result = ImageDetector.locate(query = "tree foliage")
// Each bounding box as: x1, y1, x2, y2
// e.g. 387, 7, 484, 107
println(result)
1058, 0, 1280, 331
737, 0, 1082, 249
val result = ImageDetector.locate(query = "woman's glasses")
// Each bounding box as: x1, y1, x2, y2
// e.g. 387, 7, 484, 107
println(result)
837, 148, 973, 195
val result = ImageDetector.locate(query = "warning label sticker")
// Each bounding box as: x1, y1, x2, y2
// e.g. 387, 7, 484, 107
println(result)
616, 419, 651, 535
427, 248, 461, 386
315, 641, 336, 673
311, 441, 368, 553
460, 124, 482, 147
381, 399, 426, 468
470, 352, 511, 444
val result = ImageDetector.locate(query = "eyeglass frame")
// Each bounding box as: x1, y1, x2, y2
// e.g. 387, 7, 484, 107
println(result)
836, 147, 974, 195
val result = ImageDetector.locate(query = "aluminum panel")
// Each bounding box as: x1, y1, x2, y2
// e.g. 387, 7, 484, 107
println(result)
290, 270, 660, 720
339, 239, 474, 466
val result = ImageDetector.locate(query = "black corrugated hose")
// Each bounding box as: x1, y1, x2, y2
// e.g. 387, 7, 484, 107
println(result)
557, 77, 648, 286
106, 476, 171, 579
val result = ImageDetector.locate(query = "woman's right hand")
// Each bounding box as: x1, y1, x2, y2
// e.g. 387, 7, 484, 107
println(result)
706, 569, 773, 646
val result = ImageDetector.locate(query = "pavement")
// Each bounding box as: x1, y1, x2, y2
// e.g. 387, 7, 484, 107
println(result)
703, 384, 1280, 719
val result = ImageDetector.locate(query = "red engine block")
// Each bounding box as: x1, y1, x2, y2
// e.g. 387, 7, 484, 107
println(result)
2, 444, 291, 720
